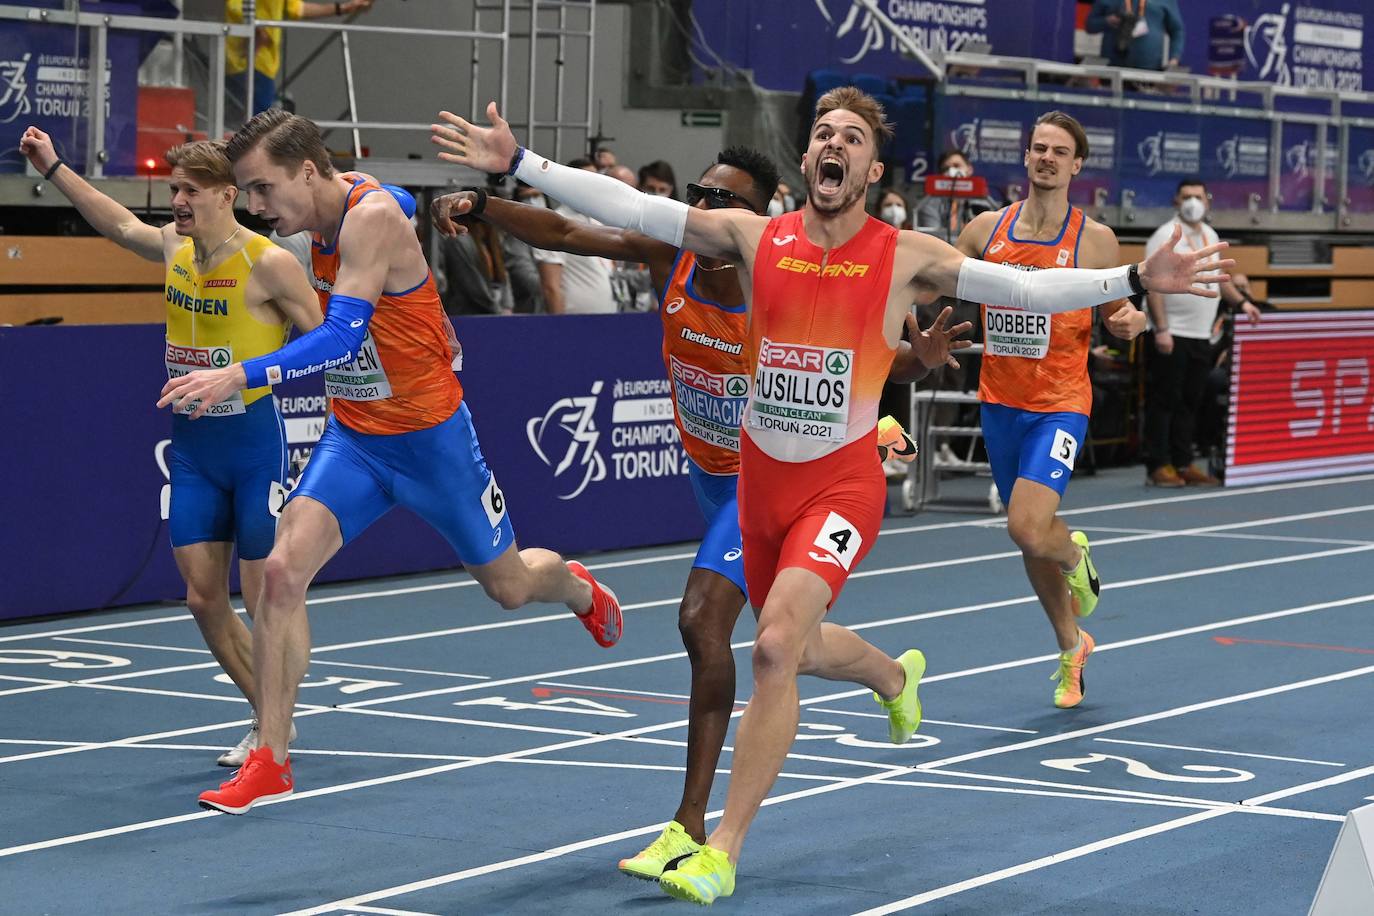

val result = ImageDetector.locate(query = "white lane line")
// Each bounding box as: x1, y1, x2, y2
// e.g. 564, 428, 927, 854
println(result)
917, 664, 1374, 771
285, 663, 1374, 911
52, 638, 491, 680
810, 708, 1038, 734
5, 471, 1370, 647
854, 763, 1374, 914
849, 809, 1231, 915
872, 778, 1343, 822
1095, 738, 1347, 767
805, 592, 1374, 709
1073, 525, 1373, 548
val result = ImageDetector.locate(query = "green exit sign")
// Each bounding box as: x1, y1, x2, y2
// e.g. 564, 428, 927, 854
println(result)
680, 110, 723, 128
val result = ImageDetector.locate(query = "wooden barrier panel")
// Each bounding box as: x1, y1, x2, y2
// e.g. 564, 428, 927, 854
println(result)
3, 236, 163, 286
0, 293, 163, 326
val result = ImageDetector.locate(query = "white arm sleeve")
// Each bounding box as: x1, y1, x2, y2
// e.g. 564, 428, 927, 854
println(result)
514, 149, 688, 247
956, 257, 1135, 314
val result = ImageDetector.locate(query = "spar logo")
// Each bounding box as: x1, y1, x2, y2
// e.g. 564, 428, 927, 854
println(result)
1244, 3, 1291, 86
0, 53, 31, 125
166, 343, 231, 368
674, 361, 747, 398
758, 340, 849, 375
526, 381, 607, 500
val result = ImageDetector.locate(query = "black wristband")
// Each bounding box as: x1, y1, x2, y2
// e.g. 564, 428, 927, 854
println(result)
334, 1, 342, 14
42, 159, 65, 182
463, 186, 488, 217
1126, 262, 1147, 296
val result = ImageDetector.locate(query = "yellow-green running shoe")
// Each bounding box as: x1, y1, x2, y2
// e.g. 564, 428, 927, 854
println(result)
619, 820, 702, 881
873, 648, 926, 744
1052, 628, 1095, 709
1063, 531, 1101, 618
659, 844, 735, 905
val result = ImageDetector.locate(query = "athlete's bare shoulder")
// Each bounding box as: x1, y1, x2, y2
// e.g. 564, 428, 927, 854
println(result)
955, 208, 1005, 258
1077, 214, 1121, 268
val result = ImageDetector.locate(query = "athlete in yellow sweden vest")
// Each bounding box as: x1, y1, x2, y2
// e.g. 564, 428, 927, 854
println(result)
19, 128, 321, 767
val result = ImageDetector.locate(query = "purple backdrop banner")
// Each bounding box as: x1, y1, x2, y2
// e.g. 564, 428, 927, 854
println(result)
690, 0, 1074, 91
1181, 1, 1368, 93
0, 314, 702, 621
0, 1, 173, 175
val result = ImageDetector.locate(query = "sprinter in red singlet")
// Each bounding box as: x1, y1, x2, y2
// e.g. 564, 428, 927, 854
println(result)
435, 88, 1231, 903
159, 110, 623, 816
430, 150, 955, 882
957, 111, 1146, 711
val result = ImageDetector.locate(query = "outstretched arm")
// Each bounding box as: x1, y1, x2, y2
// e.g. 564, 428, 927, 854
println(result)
430, 103, 760, 262
432, 190, 670, 265
20, 126, 165, 261
904, 223, 1234, 314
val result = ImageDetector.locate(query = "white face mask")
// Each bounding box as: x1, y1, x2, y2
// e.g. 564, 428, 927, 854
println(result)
881, 203, 907, 227
767, 196, 785, 217
523, 194, 548, 209
1179, 196, 1206, 224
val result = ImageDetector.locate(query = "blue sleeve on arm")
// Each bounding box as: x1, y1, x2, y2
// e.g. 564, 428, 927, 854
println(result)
242, 294, 374, 388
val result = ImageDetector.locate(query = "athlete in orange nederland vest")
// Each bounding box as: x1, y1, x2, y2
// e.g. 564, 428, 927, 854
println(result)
438, 88, 1229, 903
159, 110, 624, 817
957, 110, 1147, 712
431, 149, 942, 881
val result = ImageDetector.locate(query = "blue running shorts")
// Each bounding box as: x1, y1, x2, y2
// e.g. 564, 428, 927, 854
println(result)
291, 402, 515, 566
981, 402, 1090, 508
687, 460, 746, 595
168, 396, 288, 561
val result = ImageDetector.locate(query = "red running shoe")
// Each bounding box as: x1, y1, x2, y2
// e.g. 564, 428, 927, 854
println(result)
198, 746, 293, 814
567, 561, 622, 647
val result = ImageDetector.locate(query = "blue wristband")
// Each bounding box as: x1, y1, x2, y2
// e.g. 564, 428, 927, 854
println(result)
506, 146, 526, 176
243, 293, 374, 388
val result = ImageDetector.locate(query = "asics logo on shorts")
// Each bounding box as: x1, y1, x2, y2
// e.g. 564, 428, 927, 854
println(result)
723, 548, 742, 562
1051, 469, 1064, 479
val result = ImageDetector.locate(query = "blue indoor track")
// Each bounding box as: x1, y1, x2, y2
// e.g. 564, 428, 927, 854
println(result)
3, 467, 1372, 914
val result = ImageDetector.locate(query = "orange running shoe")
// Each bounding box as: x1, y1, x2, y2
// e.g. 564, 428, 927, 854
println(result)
198, 746, 293, 815
567, 561, 623, 647
1051, 629, 1095, 709
876, 415, 918, 464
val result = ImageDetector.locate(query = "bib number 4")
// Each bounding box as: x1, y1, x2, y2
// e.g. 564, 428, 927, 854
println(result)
809, 511, 864, 572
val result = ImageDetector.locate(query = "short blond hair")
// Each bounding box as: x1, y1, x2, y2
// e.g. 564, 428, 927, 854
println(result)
164, 140, 234, 187
814, 87, 895, 147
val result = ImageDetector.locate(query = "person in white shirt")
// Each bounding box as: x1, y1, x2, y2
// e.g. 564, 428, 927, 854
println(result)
526, 158, 616, 314
1143, 178, 1261, 487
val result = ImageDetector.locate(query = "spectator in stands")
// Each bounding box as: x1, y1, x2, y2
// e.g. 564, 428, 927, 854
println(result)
594, 147, 617, 171
1143, 178, 1260, 488
638, 160, 678, 199
226, 0, 374, 119
436, 218, 515, 316
876, 188, 912, 229
915, 149, 997, 243
1086, 0, 1185, 72
768, 180, 797, 216
528, 158, 616, 314
608, 164, 638, 188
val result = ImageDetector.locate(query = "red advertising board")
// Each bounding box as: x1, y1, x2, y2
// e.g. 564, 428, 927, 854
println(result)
1227, 311, 1374, 486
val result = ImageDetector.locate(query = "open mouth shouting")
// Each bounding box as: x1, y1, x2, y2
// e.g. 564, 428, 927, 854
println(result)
816, 155, 847, 197
172, 207, 195, 229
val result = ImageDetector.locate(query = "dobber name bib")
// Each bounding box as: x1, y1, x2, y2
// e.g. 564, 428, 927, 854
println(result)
985, 305, 1050, 359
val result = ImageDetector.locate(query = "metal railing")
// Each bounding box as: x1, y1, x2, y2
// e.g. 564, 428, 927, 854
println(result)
1, 0, 593, 178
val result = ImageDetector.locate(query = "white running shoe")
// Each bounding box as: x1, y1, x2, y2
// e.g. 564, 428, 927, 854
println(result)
217, 717, 297, 767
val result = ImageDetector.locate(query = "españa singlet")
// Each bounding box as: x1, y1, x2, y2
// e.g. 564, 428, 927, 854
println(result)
659, 249, 750, 475
745, 210, 898, 462
311, 176, 463, 435
164, 232, 289, 415
978, 201, 1093, 416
